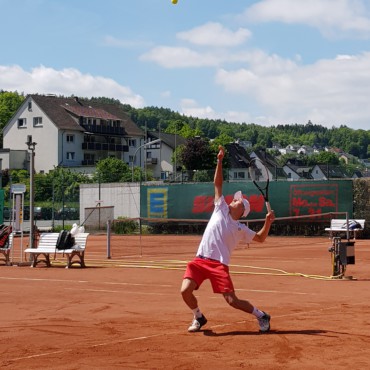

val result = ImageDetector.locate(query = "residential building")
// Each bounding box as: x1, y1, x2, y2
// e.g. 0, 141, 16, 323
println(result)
146, 131, 187, 181
297, 145, 314, 155
311, 164, 353, 180
0, 149, 27, 171
283, 163, 313, 180
1, 94, 145, 174
251, 149, 286, 181
225, 142, 251, 181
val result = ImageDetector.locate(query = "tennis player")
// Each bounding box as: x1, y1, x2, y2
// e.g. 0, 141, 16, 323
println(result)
181, 145, 275, 333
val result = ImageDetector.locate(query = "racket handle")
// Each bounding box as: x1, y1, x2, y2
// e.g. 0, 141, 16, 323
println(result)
266, 202, 272, 213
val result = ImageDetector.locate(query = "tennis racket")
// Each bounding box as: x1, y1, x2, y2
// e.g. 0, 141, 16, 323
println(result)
247, 158, 272, 213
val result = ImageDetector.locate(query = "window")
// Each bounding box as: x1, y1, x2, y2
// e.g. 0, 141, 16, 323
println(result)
84, 134, 95, 142
33, 117, 43, 127
129, 155, 134, 163
28, 101, 32, 111
18, 118, 27, 128
66, 152, 75, 160
146, 151, 152, 159
66, 134, 74, 143
84, 153, 95, 161
233, 171, 245, 180
128, 139, 137, 147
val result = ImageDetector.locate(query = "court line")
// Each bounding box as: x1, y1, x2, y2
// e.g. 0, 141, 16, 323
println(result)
0, 275, 172, 288
8, 302, 364, 364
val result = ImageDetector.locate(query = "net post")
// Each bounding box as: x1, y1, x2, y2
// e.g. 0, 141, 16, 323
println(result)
107, 219, 111, 259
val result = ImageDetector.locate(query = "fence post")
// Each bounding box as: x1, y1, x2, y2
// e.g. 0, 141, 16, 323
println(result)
107, 219, 111, 259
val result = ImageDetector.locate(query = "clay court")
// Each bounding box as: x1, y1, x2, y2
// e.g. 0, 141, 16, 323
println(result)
1, 234, 370, 369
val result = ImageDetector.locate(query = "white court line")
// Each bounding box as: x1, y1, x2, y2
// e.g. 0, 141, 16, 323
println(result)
235, 288, 316, 295
0, 276, 89, 283
9, 302, 363, 364
64, 288, 175, 296
0, 276, 172, 288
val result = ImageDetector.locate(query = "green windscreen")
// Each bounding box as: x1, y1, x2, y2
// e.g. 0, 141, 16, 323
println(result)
140, 180, 353, 221
0, 189, 4, 224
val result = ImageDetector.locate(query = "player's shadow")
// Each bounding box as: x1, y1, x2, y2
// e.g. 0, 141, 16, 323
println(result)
203, 329, 330, 337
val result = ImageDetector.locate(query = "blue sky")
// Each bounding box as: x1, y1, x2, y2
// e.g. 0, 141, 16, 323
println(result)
1, 0, 370, 130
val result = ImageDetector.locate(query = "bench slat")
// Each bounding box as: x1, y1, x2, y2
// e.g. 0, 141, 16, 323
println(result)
325, 219, 365, 240
25, 232, 89, 268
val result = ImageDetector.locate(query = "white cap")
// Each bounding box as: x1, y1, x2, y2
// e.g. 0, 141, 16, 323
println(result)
234, 191, 250, 217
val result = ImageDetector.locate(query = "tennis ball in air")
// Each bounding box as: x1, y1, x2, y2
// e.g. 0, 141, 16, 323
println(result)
172, 0, 178, 4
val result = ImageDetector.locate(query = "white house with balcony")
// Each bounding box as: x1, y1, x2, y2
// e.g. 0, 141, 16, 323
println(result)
1, 94, 146, 174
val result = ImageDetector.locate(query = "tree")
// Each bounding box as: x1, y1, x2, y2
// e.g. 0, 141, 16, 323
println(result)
0, 91, 24, 146
93, 157, 130, 183
50, 167, 91, 203
165, 120, 202, 138
180, 137, 214, 171
306, 152, 339, 165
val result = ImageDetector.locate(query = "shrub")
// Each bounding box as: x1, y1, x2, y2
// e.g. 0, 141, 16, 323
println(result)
113, 217, 138, 234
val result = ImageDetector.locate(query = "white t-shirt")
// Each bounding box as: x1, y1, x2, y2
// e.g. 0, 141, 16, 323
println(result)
196, 195, 256, 265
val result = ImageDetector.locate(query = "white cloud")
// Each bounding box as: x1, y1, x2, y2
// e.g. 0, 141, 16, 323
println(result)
0, 65, 145, 107
180, 98, 252, 123
140, 23, 253, 68
140, 46, 223, 68
215, 51, 370, 127
177, 22, 251, 47
242, 0, 370, 38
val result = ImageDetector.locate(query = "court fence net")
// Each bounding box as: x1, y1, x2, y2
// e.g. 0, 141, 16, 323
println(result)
105, 211, 367, 258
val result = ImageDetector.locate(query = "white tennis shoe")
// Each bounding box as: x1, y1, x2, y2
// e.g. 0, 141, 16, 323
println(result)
188, 315, 207, 332
258, 312, 271, 333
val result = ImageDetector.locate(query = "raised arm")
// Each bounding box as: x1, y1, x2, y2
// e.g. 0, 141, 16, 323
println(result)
214, 145, 224, 201
253, 211, 275, 243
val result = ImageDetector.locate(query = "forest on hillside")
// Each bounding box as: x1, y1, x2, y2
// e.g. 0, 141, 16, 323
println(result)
125, 105, 370, 159
1, 91, 370, 159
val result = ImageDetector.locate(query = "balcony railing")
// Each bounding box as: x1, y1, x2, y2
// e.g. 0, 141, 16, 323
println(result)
81, 124, 125, 135
82, 142, 128, 152
82, 159, 95, 166
146, 158, 158, 165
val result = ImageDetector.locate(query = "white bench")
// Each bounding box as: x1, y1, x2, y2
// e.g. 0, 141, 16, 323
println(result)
325, 219, 365, 240
0, 233, 14, 266
24, 232, 90, 268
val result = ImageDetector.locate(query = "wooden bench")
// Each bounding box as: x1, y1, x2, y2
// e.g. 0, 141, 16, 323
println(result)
325, 219, 365, 240
24, 232, 90, 268
0, 233, 14, 266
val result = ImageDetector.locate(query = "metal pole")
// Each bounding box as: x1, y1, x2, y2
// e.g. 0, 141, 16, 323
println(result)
29, 149, 35, 248
98, 173, 101, 230
26, 135, 36, 249
107, 219, 111, 259
131, 139, 161, 182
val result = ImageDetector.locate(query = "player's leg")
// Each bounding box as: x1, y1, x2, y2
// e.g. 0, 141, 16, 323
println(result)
180, 278, 198, 309
181, 278, 208, 332
222, 291, 271, 333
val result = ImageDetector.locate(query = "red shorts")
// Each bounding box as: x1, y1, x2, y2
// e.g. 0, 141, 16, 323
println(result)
183, 257, 234, 294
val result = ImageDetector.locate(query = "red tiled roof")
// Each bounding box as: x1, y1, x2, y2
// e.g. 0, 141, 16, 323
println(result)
63, 105, 121, 120
30, 94, 144, 137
